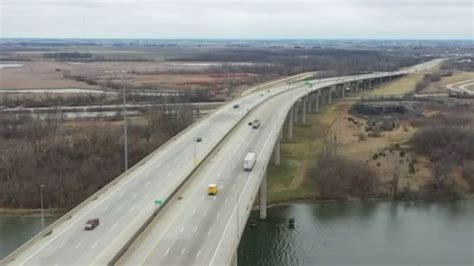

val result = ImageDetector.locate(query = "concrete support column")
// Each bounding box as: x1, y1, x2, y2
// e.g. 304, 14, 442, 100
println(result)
287, 106, 293, 139
341, 85, 345, 98
302, 97, 307, 124
328, 87, 333, 104
273, 135, 280, 166
315, 91, 320, 112
309, 93, 314, 113
259, 171, 267, 220
294, 101, 299, 124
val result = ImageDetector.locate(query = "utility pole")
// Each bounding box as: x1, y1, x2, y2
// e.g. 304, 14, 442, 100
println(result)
122, 72, 128, 171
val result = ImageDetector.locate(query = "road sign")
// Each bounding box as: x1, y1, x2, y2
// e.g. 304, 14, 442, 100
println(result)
154, 199, 162, 206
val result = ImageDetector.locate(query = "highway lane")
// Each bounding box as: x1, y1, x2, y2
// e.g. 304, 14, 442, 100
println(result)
4, 80, 294, 265
117, 81, 291, 265
117, 59, 444, 265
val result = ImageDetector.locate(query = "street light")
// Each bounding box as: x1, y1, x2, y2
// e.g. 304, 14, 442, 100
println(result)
40, 184, 46, 230
121, 71, 128, 171
193, 137, 197, 167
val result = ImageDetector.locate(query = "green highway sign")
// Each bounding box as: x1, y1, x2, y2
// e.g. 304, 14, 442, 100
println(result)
154, 199, 162, 205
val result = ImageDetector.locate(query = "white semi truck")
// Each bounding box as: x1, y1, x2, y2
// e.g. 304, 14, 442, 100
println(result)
243, 152, 256, 171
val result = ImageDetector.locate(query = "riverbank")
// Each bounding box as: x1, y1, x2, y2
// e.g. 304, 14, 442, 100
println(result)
266, 67, 474, 205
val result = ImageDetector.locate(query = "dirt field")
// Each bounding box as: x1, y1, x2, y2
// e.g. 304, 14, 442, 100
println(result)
0, 61, 100, 90
0, 60, 257, 100
333, 110, 432, 193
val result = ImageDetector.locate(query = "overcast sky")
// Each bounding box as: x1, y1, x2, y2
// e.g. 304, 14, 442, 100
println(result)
0, 0, 472, 39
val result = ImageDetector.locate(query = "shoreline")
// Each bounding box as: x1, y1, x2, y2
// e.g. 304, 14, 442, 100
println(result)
261, 193, 474, 210
2, 194, 473, 217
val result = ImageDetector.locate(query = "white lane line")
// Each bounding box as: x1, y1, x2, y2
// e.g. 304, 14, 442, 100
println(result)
192, 209, 196, 216
202, 196, 206, 200
164, 248, 170, 256
196, 249, 202, 257
103, 206, 109, 212
167, 172, 172, 178
204, 210, 208, 217
117, 205, 123, 211
129, 206, 135, 213
109, 223, 118, 232
217, 212, 221, 218
181, 248, 186, 255
208, 229, 212, 236
75, 242, 82, 249
225, 198, 228, 203
194, 226, 198, 233
210, 106, 284, 266
146, 180, 151, 186
132, 193, 137, 198
119, 193, 125, 198
180, 227, 185, 233
91, 241, 98, 249
59, 241, 67, 248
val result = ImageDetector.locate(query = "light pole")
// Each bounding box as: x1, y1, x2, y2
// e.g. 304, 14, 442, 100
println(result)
122, 71, 128, 171
236, 191, 240, 241
193, 137, 197, 167
40, 184, 45, 230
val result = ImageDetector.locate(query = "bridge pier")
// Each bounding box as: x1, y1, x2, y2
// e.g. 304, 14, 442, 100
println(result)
302, 97, 307, 124
341, 84, 346, 98
287, 106, 293, 139
328, 87, 333, 104
294, 101, 299, 124
273, 135, 280, 166
259, 171, 267, 220
315, 90, 320, 112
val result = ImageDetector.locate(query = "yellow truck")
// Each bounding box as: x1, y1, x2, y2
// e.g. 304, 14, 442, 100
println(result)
208, 184, 218, 195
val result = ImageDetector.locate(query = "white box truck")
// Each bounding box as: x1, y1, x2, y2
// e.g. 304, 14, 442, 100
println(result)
243, 152, 256, 171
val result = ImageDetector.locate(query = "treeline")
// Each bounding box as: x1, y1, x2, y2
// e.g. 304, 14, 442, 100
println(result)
43, 52, 152, 62
0, 88, 214, 109
168, 48, 423, 76
43, 52, 92, 59
0, 104, 195, 209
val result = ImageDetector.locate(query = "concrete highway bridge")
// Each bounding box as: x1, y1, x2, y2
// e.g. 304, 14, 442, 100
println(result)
2, 59, 443, 266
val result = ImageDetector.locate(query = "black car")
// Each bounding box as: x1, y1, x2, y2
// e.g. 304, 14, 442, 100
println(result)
85, 218, 100, 230
233, 104, 240, 109
196, 137, 202, 142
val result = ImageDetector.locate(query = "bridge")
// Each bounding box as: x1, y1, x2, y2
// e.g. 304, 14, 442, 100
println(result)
2, 59, 443, 265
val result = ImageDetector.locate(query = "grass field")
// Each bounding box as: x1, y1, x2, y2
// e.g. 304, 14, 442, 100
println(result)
266, 65, 443, 202
267, 102, 348, 203
360, 73, 424, 96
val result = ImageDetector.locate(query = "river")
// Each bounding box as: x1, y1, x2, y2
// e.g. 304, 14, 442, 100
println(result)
1, 200, 473, 264
238, 200, 474, 266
